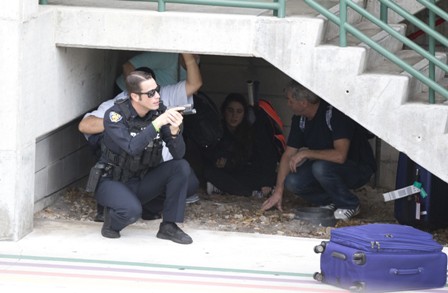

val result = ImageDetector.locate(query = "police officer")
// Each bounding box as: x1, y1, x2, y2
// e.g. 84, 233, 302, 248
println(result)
96, 70, 193, 244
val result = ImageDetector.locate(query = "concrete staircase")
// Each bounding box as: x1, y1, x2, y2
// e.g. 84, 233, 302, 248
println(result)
327, 0, 448, 180
259, 0, 448, 182
46, 0, 448, 182
276, 1, 448, 181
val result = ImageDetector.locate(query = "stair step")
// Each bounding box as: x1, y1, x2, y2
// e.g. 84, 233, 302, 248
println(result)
361, 23, 407, 70
405, 52, 446, 95
365, 0, 437, 24
286, 0, 340, 17
369, 50, 443, 74
325, 20, 407, 70
411, 76, 448, 104
337, 23, 407, 71
319, 0, 366, 42
369, 50, 447, 100
326, 21, 382, 46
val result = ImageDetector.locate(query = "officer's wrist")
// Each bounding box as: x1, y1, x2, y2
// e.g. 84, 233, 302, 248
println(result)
152, 121, 160, 132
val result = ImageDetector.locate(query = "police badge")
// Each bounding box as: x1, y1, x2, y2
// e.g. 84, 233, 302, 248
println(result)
109, 111, 122, 123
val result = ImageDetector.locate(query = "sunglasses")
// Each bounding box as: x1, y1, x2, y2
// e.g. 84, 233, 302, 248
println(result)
138, 84, 160, 98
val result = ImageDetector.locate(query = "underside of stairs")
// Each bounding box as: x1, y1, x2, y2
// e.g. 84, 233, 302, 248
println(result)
44, 0, 447, 182
264, 0, 448, 182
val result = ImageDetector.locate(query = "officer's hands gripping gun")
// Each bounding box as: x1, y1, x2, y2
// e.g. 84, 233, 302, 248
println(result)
85, 162, 106, 193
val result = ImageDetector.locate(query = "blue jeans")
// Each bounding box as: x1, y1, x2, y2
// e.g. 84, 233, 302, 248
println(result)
284, 160, 374, 209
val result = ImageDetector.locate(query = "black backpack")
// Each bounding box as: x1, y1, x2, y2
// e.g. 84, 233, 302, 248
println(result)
183, 91, 223, 149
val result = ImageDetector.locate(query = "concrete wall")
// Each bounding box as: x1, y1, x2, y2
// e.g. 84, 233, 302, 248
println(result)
34, 118, 96, 212
0, 0, 39, 241
0, 1, 118, 240
199, 56, 291, 130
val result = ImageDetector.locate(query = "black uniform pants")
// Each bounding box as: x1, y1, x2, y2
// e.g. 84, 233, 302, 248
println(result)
95, 159, 190, 232
143, 165, 199, 215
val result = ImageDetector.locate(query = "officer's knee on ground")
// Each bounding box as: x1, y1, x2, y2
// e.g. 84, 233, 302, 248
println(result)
123, 204, 143, 225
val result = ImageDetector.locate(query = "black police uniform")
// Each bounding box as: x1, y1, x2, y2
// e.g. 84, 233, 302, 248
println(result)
95, 98, 189, 234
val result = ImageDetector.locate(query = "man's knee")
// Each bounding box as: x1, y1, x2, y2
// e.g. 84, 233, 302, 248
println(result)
284, 174, 301, 192
311, 160, 335, 179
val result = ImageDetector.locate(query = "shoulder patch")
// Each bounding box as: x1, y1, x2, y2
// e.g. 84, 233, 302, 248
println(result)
109, 111, 122, 123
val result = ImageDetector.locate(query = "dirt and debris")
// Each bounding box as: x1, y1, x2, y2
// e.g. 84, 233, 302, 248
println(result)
35, 185, 448, 246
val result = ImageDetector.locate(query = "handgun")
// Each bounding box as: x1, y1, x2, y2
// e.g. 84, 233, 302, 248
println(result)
173, 104, 197, 115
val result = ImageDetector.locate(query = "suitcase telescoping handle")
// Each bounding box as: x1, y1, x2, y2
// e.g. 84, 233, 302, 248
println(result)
389, 267, 423, 275
247, 80, 260, 107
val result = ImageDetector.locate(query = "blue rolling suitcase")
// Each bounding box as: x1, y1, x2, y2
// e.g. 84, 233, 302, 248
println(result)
394, 152, 448, 229
313, 223, 447, 292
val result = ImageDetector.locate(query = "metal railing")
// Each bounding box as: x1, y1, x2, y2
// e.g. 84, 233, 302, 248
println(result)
156, 0, 286, 18
305, 0, 448, 103
39, 0, 286, 18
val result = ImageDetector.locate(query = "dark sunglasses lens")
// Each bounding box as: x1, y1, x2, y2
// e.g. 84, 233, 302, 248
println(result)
147, 85, 160, 98
147, 90, 155, 97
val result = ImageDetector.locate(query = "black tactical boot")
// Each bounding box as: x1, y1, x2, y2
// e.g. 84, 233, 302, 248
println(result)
101, 207, 120, 239
156, 222, 193, 244
141, 210, 162, 221
94, 203, 105, 222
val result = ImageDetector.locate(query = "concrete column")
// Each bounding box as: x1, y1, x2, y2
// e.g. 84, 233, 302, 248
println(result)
0, 0, 39, 240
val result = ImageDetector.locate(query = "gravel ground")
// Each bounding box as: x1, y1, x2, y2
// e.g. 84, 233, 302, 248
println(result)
35, 185, 448, 245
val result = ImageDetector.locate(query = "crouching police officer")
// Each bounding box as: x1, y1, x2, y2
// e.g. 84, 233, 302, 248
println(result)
95, 70, 192, 244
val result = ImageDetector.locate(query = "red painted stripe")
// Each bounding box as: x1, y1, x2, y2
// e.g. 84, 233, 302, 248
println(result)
407, 18, 446, 40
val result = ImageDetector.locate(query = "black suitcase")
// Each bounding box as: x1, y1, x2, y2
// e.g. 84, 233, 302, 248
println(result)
394, 152, 448, 229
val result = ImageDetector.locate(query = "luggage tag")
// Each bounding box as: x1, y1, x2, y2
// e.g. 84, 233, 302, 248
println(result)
382, 184, 421, 202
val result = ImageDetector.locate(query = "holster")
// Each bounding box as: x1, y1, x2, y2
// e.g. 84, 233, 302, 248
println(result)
85, 162, 106, 193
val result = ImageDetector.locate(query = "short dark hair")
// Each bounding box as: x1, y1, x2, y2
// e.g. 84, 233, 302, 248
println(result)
135, 67, 156, 81
284, 79, 320, 104
125, 70, 154, 94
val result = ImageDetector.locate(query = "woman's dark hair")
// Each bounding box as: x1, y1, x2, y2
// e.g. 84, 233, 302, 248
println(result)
220, 93, 249, 121
220, 93, 253, 160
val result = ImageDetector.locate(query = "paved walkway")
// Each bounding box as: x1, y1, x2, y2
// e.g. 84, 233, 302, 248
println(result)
1, 219, 447, 292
